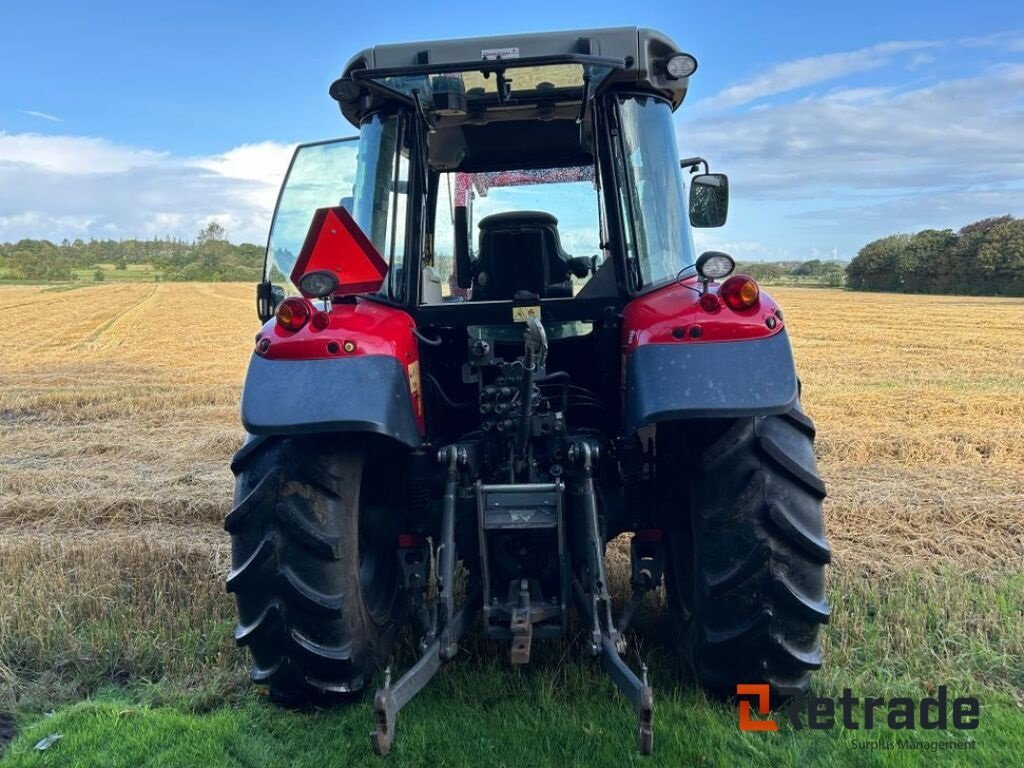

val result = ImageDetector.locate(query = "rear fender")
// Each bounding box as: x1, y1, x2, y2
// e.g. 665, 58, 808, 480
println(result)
622, 278, 797, 434
241, 298, 423, 447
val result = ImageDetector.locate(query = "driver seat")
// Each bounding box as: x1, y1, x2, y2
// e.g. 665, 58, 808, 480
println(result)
471, 211, 574, 301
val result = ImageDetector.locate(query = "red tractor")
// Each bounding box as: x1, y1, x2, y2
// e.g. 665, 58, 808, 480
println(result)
226, 26, 829, 755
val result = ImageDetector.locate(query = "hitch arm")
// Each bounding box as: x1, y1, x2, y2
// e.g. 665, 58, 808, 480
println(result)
372, 589, 482, 755
372, 444, 475, 756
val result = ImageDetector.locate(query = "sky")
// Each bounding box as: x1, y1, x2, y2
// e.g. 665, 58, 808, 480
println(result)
1, 0, 1022, 261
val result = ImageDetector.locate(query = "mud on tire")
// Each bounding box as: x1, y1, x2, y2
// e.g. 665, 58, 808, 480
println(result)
225, 435, 407, 705
660, 403, 830, 697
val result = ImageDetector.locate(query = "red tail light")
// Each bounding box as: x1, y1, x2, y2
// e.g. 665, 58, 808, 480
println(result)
309, 311, 330, 332
699, 292, 721, 313
719, 275, 760, 311
276, 297, 311, 331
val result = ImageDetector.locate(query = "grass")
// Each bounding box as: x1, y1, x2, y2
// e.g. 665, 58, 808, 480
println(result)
0, 284, 1022, 765
0, 264, 166, 285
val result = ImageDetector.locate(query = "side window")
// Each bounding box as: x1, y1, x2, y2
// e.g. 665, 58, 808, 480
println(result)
351, 114, 410, 301
615, 97, 697, 289
383, 148, 410, 300
264, 138, 359, 291
430, 172, 458, 298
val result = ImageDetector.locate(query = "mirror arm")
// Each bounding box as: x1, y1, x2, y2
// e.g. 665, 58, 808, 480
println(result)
679, 156, 708, 175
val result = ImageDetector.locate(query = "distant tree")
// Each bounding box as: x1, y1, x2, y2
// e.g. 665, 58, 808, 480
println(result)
900, 229, 956, 293
848, 216, 1022, 296
740, 262, 786, 282
976, 218, 1024, 295
945, 216, 1015, 295
791, 259, 823, 277
847, 235, 909, 292
0, 231, 264, 284
93, 269, 105, 282
197, 221, 228, 245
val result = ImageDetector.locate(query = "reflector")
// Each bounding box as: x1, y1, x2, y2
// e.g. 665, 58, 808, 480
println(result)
291, 206, 389, 297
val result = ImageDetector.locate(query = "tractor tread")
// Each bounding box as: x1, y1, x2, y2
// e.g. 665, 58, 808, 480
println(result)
779, 408, 816, 438
771, 633, 824, 669
226, 438, 405, 705
289, 628, 355, 663
771, 569, 830, 624
699, 420, 755, 472
701, 469, 765, 527
224, 470, 280, 533
234, 599, 282, 647
249, 660, 282, 683
757, 433, 827, 498
661, 403, 829, 699
225, 532, 276, 594
279, 565, 345, 615
703, 542, 769, 595
230, 436, 275, 476
702, 608, 772, 648
768, 502, 832, 564
273, 498, 342, 559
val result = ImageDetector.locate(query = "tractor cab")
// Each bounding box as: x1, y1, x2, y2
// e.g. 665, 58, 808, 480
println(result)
260, 28, 722, 317
256, 28, 731, 447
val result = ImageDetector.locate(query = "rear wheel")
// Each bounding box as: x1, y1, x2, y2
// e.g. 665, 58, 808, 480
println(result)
659, 404, 830, 697
225, 436, 406, 705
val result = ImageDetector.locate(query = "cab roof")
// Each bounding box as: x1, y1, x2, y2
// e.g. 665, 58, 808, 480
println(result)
330, 26, 692, 128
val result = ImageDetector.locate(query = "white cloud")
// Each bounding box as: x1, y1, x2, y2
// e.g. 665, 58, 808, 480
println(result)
0, 133, 294, 243
959, 30, 1024, 52
20, 110, 61, 123
681, 64, 1024, 198
0, 132, 164, 175
907, 53, 935, 70
697, 40, 936, 111
679, 49, 1024, 259
692, 232, 792, 262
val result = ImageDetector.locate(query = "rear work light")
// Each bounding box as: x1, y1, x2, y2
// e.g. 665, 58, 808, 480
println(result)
719, 275, 760, 311
276, 297, 311, 331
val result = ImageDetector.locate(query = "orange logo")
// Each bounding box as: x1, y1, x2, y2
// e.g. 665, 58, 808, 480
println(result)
737, 684, 778, 731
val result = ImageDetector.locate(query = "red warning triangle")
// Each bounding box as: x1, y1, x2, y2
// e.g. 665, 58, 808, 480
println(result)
291, 206, 389, 297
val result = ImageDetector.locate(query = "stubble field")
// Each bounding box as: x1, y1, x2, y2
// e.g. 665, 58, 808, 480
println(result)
0, 282, 1021, 766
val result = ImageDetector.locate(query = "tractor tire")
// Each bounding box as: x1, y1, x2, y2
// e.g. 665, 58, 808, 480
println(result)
660, 403, 830, 698
225, 435, 406, 705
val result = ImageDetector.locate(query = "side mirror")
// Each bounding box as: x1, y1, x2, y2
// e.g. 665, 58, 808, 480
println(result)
257, 281, 285, 323
689, 173, 729, 228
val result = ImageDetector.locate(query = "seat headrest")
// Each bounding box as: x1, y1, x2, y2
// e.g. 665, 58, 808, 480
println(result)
478, 211, 558, 230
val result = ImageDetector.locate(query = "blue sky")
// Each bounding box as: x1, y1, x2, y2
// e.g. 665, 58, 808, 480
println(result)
1, 0, 1022, 259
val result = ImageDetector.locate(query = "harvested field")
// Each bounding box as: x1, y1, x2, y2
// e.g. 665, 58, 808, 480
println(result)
0, 283, 1022, 765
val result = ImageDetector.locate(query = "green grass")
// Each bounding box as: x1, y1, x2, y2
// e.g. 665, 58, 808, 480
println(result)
1, 568, 1021, 766
2, 678, 1020, 767
0, 264, 166, 284
71, 264, 165, 282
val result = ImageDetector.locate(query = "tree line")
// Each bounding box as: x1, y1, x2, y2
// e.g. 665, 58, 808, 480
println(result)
736, 259, 847, 287
846, 216, 1024, 296
0, 223, 263, 282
